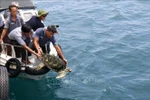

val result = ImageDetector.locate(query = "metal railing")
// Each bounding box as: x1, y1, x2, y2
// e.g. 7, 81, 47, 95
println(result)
0, 42, 22, 57
0, 42, 29, 65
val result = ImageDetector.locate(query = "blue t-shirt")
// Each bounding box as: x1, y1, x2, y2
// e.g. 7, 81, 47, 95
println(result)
34, 28, 57, 47
5, 15, 25, 34
26, 16, 44, 31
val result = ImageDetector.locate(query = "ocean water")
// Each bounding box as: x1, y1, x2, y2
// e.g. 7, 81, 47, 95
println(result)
9, 0, 150, 100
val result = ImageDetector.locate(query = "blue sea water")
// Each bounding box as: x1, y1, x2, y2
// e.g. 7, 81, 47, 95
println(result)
9, 0, 150, 100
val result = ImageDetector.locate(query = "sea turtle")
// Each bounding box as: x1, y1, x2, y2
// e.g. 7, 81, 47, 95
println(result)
37, 54, 71, 78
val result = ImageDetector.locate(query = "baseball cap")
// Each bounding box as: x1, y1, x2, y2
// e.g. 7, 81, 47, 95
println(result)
47, 25, 58, 34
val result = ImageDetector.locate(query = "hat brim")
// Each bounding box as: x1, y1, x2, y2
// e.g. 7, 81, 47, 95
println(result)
55, 30, 59, 34
52, 30, 59, 34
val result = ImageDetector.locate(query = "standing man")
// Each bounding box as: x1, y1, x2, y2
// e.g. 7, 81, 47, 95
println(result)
0, 4, 24, 43
8, 24, 41, 64
0, 4, 24, 55
33, 25, 68, 64
26, 9, 48, 31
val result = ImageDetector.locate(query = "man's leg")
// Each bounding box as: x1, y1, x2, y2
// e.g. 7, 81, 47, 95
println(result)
9, 40, 21, 58
3, 35, 12, 56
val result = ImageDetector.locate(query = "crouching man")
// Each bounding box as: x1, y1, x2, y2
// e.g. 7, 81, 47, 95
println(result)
8, 24, 41, 64
33, 25, 68, 64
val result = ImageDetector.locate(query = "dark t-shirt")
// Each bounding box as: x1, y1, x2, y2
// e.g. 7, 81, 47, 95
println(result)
26, 16, 44, 31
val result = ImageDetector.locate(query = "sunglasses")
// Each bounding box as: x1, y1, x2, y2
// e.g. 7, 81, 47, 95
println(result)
42, 15, 47, 17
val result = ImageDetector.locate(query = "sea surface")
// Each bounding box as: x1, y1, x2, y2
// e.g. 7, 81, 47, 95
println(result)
9, 0, 150, 100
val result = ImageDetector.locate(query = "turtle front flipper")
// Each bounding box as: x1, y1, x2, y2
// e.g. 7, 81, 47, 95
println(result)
36, 62, 45, 70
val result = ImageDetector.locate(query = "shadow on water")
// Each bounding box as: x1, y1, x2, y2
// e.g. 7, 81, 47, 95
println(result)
9, 75, 74, 100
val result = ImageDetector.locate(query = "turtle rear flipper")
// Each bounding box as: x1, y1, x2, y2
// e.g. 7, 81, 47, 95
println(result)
56, 71, 66, 79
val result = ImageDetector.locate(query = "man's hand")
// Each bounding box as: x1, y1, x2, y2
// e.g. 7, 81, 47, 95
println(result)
37, 48, 43, 55
62, 58, 68, 65
36, 53, 41, 60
